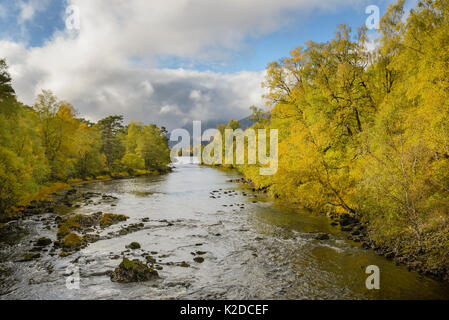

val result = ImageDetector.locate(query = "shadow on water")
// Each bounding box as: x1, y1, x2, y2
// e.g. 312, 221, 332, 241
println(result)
1, 157, 449, 299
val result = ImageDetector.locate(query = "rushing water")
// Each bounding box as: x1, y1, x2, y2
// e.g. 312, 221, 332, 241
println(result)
1, 157, 449, 300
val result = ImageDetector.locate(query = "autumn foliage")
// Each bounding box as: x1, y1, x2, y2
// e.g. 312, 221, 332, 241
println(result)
0, 67, 170, 215
226, 0, 449, 271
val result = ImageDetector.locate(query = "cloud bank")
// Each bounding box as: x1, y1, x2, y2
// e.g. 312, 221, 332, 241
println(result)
0, 0, 363, 129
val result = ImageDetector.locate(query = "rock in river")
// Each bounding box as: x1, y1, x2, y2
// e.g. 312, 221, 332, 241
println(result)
110, 258, 159, 283
36, 237, 52, 246
313, 233, 330, 240
193, 257, 205, 263
19, 253, 41, 262
126, 242, 141, 249
62, 232, 84, 251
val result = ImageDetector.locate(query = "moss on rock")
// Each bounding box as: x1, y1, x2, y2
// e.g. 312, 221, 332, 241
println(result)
20, 253, 41, 261
57, 215, 82, 237
100, 213, 128, 227
36, 237, 52, 246
145, 255, 156, 264
127, 242, 141, 250
57, 213, 128, 238
58, 251, 72, 257
110, 258, 159, 283
63, 232, 84, 250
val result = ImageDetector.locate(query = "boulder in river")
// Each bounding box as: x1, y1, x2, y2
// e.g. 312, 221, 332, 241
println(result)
178, 261, 190, 268
145, 255, 156, 264
193, 257, 205, 263
126, 242, 141, 249
313, 233, 330, 240
20, 253, 41, 262
59, 251, 71, 257
36, 237, 52, 246
99, 213, 128, 228
57, 213, 128, 238
62, 232, 84, 251
110, 258, 159, 283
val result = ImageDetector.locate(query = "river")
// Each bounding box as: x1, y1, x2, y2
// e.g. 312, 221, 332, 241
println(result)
1, 157, 449, 299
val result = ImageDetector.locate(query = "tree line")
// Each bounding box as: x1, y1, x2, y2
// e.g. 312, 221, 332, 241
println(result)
0, 63, 170, 215
212, 0, 449, 272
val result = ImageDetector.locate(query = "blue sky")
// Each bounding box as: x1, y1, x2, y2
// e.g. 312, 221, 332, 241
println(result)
0, 0, 67, 46
0, 0, 393, 72
158, 2, 392, 73
0, 0, 406, 129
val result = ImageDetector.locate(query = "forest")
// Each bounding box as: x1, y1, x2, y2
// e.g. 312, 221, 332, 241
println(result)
0, 63, 171, 218
209, 0, 449, 274
1, 0, 448, 284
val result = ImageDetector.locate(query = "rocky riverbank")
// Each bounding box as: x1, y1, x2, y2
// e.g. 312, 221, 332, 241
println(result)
0, 180, 210, 285
0, 170, 171, 226
2, 162, 449, 299
228, 177, 449, 283
0, 188, 131, 261
329, 213, 449, 282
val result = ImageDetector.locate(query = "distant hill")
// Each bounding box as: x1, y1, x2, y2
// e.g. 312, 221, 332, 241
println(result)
237, 115, 256, 130
168, 116, 256, 148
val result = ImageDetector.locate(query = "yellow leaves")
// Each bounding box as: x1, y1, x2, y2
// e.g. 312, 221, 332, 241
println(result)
270, 102, 299, 120
241, 2, 449, 262
0, 61, 173, 215
121, 153, 145, 171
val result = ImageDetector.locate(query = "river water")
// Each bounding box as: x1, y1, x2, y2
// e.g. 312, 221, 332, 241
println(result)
1, 157, 449, 299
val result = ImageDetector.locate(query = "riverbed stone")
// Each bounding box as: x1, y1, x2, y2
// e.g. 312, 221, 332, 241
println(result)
313, 233, 330, 240
127, 242, 141, 249
193, 257, 204, 263
145, 255, 156, 264
62, 232, 84, 250
57, 213, 128, 238
36, 237, 52, 246
20, 253, 41, 262
59, 251, 71, 257
178, 261, 190, 267
110, 258, 159, 283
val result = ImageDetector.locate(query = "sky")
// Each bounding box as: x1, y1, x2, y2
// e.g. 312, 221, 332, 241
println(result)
0, 0, 408, 130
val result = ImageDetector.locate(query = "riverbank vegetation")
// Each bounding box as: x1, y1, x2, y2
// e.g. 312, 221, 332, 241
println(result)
211, 0, 449, 276
0, 63, 171, 217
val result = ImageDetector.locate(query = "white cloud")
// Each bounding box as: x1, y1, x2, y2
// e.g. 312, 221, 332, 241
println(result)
17, 0, 50, 23
140, 80, 154, 96
0, 0, 365, 130
18, 2, 34, 21
160, 104, 181, 115
189, 90, 202, 101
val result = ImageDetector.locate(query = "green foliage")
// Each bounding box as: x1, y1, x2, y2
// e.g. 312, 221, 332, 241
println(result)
97, 115, 125, 171
120, 121, 171, 173
121, 153, 145, 172
0, 61, 171, 215
0, 59, 16, 115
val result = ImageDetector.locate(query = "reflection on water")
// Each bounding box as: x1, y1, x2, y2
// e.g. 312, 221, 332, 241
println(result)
1, 158, 449, 299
